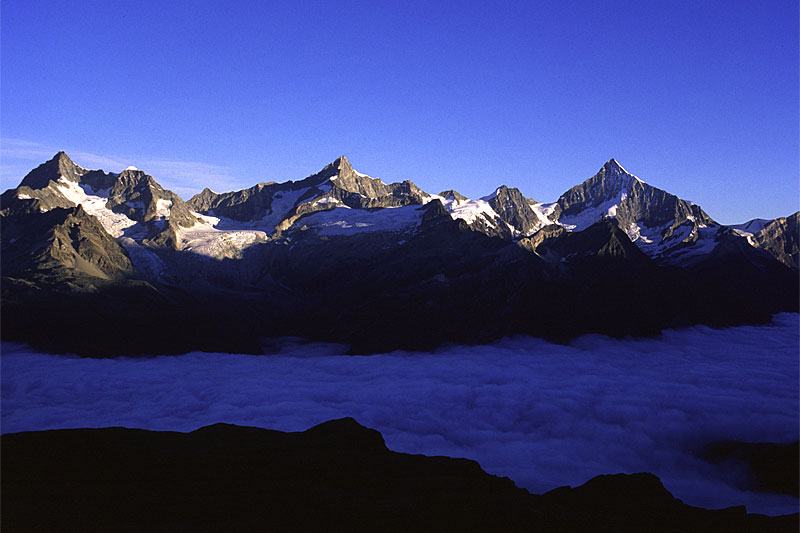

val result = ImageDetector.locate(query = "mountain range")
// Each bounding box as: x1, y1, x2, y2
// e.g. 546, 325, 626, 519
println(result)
2, 152, 797, 355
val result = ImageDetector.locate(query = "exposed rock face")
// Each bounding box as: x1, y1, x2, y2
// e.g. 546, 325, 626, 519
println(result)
188, 156, 430, 231
2, 419, 796, 532
105, 168, 198, 228
1, 152, 797, 355
536, 218, 651, 263
750, 212, 799, 269
551, 159, 718, 263
555, 159, 713, 228
18, 151, 85, 189
1, 205, 135, 284
3, 152, 200, 248
486, 185, 540, 235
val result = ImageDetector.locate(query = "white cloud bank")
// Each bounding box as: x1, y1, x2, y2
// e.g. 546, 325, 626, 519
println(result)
2, 314, 798, 515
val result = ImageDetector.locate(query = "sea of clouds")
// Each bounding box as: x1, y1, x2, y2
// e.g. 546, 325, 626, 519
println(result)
2, 314, 798, 515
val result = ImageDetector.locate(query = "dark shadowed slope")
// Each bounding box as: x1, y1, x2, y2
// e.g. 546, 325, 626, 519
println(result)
2, 419, 796, 532
2, 153, 797, 355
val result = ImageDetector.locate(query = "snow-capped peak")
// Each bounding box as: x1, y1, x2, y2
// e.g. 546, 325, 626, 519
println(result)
124, 166, 139, 171
603, 158, 643, 184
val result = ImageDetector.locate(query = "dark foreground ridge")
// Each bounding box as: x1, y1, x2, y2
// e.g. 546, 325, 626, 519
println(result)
2, 418, 796, 532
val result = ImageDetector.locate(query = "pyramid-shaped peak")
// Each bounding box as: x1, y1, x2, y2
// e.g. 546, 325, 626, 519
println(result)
19, 151, 81, 189
316, 155, 355, 175
52, 151, 75, 165
333, 155, 353, 171
603, 158, 629, 174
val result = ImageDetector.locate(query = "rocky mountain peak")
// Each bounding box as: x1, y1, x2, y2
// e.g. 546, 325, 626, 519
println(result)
19, 151, 83, 190
334, 155, 353, 172
53, 150, 74, 166
438, 190, 468, 202
603, 158, 626, 173
304, 156, 359, 187
598, 158, 637, 188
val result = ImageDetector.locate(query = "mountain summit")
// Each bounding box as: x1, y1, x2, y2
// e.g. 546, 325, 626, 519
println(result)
1, 152, 796, 355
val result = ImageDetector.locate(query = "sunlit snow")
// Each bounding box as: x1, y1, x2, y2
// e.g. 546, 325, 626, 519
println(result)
55, 178, 139, 238
431, 194, 499, 228
155, 199, 173, 218
299, 205, 423, 235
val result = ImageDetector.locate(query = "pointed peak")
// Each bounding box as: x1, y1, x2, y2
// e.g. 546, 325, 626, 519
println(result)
316, 155, 354, 174
52, 151, 74, 164
19, 151, 81, 189
596, 158, 645, 186
332, 155, 355, 174
50, 151, 81, 174
603, 158, 627, 173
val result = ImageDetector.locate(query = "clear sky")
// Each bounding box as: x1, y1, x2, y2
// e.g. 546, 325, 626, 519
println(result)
1, 0, 797, 224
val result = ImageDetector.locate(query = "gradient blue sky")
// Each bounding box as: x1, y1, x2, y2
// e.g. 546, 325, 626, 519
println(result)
2, 0, 797, 224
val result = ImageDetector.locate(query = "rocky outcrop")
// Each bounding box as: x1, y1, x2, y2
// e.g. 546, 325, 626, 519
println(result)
750, 212, 799, 270
105, 168, 198, 228
1, 205, 135, 284
2, 419, 795, 532
486, 185, 540, 235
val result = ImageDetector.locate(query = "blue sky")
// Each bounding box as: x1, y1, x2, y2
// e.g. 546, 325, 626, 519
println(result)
1, 0, 797, 224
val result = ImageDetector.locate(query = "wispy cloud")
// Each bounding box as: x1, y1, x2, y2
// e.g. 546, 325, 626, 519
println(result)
0, 139, 245, 199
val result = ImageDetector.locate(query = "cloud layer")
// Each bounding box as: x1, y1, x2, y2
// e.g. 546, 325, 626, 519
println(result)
2, 314, 798, 515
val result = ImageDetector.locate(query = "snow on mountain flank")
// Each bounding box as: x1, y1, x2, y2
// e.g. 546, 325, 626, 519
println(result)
530, 202, 558, 231
156, 199, 173, 218
212, 187, 313, 233
176, 216, 267, 258
558, 190, 629, 232
298, 205, 424, 236
731, 219, 770, 237
313, 196, 342, 206
430, 194, 499, 229
55, 178, 140, 238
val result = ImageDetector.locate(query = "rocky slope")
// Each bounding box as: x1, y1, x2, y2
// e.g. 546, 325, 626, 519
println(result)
1, 152, 797, 355
750, 212, 799, 269
2, 418, 796, 532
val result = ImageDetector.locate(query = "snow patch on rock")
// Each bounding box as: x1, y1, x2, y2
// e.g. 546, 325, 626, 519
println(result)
298, 205, 424, 235
55, 178, 139, 238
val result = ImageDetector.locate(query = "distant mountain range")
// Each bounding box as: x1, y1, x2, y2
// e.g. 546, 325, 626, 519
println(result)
2, 152, 797, 355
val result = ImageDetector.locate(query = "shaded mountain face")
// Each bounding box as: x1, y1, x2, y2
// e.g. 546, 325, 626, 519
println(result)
1, 152, 797, 355
2, 419, 796, 532
1, 205, 135, 285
